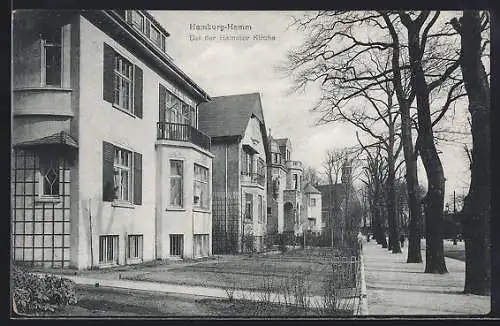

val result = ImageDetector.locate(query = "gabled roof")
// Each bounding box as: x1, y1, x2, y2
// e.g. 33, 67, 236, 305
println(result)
198, 92, 265, 138
275, 138, 287, 145
304, 183, 321, 194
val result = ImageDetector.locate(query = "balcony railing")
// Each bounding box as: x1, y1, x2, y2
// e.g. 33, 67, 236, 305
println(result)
286, 160, 303, 170
157, 122, 211, 151
241, 171, 266, 187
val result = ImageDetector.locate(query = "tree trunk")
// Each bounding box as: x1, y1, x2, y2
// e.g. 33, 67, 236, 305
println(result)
407, 25, 447, 274
387, 124, 402, 254
455, 11, 490, 295
378, 199, 388, 248
402, 110, 423, 263
383, 12, 422, 263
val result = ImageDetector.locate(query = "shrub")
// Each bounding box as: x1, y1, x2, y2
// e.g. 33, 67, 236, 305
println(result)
12, 266, 77, 314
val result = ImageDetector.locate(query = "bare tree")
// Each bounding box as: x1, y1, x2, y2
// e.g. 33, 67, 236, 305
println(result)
451, 11, 491, 295
322, 147, 356, 185
303, 165, 322, 187
283, 11, 469, 270
360, 145, 388, 248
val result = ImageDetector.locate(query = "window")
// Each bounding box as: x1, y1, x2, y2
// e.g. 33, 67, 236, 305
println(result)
103, 142, 142, 204
103, 43, 143, 118
39, 155, 60, 197
127, 235, 143, 260
310, 198, 317, 207
113, 147, 132, 202
162, 89, 196, 127
273, 153, 281, 164
170, 160, 183, 207
294, 174, 299, 190
256, 158, 265, 184
131, 11, 145, 32
245, 193, 253, 221
99, 235, 119, 264
194, 164, 209, 209
113, 54, 134, 112
242, 150, 253, 176
150, 25, 162, 48
258, 195, 263, 223
193, 234, 209, 258
170, 234, 183, 256
41, 27, 62, 87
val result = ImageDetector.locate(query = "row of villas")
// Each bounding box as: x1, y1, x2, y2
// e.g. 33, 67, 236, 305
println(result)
11, 10, 332, 270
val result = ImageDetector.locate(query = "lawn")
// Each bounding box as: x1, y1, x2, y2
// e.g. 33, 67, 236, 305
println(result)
122, 248, 359, 296
443, 240, 466, 262
15, 284, 342, 317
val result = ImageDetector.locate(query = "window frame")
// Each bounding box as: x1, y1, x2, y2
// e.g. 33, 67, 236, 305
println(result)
150, 24, 162, 48
169, 234, 184, 257
169, 159, 184, 208
193, 163, 209, 210
113, 53, 134, 113
37, 154, 61, 201
131, 11, 145, 32
163, 89, 196, 127
310, 198, 317, 207
98, 235, 119, 265
40, 27, 63, 87
127, 234, 143, 261
245, 193, 253, 221
113, 146, 133, 203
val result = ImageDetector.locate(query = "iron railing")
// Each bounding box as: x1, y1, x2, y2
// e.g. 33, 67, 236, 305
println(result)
157, 122, 211, 151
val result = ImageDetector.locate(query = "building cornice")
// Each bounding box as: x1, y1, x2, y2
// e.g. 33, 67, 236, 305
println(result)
81, 10, 211, 103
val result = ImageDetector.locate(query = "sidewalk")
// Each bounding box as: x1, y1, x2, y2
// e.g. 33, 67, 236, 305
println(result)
362, 240, 490, 315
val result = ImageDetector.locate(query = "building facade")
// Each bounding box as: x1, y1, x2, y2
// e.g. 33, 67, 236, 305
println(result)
199, 93, 269, 254
12, 10, 213, 269
302, 183, 322, 234
266, 134, 305, 238
317, 161, 361, 245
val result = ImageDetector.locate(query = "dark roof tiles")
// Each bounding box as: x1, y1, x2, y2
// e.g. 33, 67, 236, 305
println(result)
198, 92, 265, 138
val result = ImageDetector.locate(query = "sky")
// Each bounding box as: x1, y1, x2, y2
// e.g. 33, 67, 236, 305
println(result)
151, 11, 473, 203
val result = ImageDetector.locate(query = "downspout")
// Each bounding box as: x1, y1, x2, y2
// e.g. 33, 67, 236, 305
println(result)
89, 198, 93, 269
225, 144, 228, 252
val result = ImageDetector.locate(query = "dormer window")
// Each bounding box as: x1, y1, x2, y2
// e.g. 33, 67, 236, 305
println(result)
131, 11, 145, 32
150, 24, 166, 51
125, 11, 167, 52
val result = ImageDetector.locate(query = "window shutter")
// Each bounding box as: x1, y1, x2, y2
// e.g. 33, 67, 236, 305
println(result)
102, 141, 115, 201
159, 84, 166, 122
103, 43, 115, 104
134, 65, 143, 118
133, 152, 142, 205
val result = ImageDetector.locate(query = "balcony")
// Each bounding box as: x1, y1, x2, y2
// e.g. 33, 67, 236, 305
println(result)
286, 160, 303, 171
241, 171, 266, 187
157, 122, 211, 151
